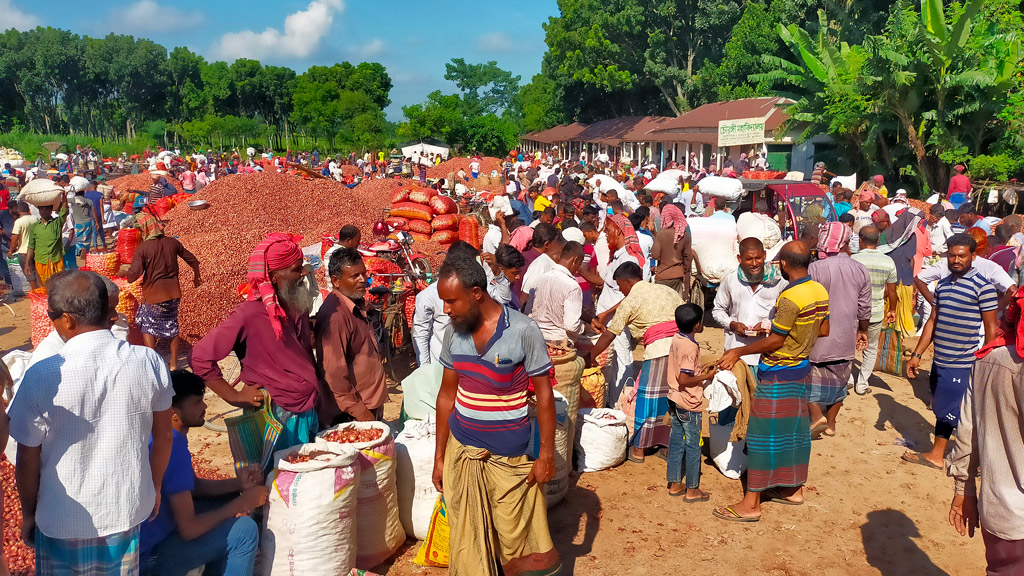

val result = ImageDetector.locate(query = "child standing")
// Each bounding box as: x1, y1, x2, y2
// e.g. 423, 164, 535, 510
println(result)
666, 303, 715, 500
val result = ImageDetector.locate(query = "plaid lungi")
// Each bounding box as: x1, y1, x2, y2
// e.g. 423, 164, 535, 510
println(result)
632, 356, 671, 450
807, 360, 851, 406
746, 364, 812, 492
36, 526, 140, 576
136, 298, 180, 338
75, 220, 94, 250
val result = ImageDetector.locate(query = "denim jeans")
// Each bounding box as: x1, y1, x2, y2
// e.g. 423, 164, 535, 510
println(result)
666, 401, 702, 488
143, 515, 258, 576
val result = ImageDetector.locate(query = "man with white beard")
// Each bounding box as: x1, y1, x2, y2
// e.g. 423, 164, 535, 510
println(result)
192, 233, 321, 459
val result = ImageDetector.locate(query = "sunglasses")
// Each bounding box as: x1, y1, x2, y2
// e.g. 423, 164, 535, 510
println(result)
46, 309, 64, 321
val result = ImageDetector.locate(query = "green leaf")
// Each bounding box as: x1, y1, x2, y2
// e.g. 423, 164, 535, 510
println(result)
921, 0, 949, 43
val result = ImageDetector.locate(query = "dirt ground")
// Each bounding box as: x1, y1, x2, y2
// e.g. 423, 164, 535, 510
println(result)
0, 296, 987, 575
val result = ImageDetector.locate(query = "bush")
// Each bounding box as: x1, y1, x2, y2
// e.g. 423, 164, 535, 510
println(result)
970, 154, 1022, 181
0, 130, 159, 159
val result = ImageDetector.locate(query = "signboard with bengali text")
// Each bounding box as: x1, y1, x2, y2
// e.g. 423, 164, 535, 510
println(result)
718, 118, 767, 147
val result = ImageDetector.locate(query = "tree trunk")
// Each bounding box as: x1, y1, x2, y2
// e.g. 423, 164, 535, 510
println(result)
656, 84, 682, 116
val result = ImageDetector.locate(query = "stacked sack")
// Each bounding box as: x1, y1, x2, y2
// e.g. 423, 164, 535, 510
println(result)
394, 417, 440, 540
388, 187, 459, 244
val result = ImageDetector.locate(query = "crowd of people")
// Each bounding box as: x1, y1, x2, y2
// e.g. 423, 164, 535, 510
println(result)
1, 145, 1022, 576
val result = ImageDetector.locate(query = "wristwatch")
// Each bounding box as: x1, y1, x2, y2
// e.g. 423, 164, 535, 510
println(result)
910, 352, 923, 359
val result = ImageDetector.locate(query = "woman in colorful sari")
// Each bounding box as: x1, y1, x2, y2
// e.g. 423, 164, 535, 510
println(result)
884, 209, 928, 336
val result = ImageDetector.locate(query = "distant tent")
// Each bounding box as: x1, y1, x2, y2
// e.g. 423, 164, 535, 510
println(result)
399, 139, 450, 163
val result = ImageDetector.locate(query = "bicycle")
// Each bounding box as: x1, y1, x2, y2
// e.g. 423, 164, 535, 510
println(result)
367, 273, 417, 383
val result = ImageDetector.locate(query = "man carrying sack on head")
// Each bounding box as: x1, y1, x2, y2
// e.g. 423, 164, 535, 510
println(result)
192, 233, 320, 456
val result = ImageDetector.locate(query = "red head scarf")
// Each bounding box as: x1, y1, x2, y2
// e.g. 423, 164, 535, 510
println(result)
607, 214, 645, 267
247, 233, 304, 339
660, 204, 688, 245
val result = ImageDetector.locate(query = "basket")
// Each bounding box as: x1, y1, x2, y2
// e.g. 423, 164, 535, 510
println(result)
225, 389, 283, 475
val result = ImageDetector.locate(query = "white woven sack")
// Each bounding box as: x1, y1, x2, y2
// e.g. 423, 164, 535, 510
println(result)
261, 445, 360, 576
526, 391, 571, 507
574, 408, 628, 472
697, 176, 744, 200
394, 416, 439, 540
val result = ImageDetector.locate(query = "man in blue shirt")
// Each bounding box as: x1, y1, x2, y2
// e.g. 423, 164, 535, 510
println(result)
905, 234, 997, 469
142, 371, 267, 576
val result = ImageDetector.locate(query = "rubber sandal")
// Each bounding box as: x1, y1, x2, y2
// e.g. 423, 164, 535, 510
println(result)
713, 506, 760, 522
683, 492, 711, 503
901, 452, 942, 469
811, 421, 828, 440
627, 451, 645, 464
762, 488, 803, 506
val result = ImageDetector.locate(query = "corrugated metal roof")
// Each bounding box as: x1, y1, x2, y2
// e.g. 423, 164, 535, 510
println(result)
573, 116, 675, 145
521, 122, 588, 144
649, 97, 792, 133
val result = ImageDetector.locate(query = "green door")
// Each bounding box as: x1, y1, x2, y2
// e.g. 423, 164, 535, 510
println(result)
766, 144, 791, 172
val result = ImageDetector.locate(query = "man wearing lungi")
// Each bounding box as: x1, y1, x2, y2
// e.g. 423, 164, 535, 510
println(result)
588, 261, 684, 463
192, 233, 320, 463
807, 222, 871, 438
125, 211, 201, 370
433, 257, 561, 576
715, 241, 830, 522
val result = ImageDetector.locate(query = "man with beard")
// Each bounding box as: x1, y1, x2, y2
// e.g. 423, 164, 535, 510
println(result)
432, 257, 560, 576
192, 233, 320, 462
715, 241, 830, 522
314, 247, 388, 424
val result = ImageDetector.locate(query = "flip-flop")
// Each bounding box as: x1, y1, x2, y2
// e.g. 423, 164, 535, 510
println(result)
823, 429, 836, 437
901, 452, 942, 469
811, 421, 828, 440
762, 488, 804, 506
713, 506, 760, 523
627, 452, 645, 464
683, 492, 711, 504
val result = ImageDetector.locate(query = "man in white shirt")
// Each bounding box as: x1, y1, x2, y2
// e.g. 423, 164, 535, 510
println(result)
927, 203, 954, 256
712, 238, 788, 371
679, 186, 705, 217
9, 270, 173, 573
519, 224, 564, 313
412, 242, 480, 365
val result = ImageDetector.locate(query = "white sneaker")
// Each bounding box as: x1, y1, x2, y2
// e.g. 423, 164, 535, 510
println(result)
854, 381, 869, 396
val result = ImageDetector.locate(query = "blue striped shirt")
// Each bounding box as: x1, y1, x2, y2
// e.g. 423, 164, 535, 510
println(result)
933, 269, 998, 368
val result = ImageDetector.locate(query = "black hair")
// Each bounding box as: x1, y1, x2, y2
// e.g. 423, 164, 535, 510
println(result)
609, 200, 624, 211
738, 237, 765, 255
947, 232, 978, 253
779, 244, 813, 269
945, 209, 958, 221
957, 204, 977, 217
438, 254, 487, 291
582, 206, 599, 218
859, 225, 880, 246
328, 246, 364, 278
47, 270, 109, 327
338, 225, 360, 242
838, 212, 855, 224
675, 303, 703, 334
444, 240, 481, 265
929, 203, 946, 217
612, 261, 643, 282
170, 370, 206, 407
561, 218, 579, 230
628, 206, 650, 230
560, 240, 584, 261
495, 244, 525, 269
579, 221, 597, 233
533, 222, 560, 247
995, 223, 1014, 244
542, 206, 556, 217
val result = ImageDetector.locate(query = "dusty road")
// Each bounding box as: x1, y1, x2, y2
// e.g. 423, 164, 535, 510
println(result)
0, 296, 986, 575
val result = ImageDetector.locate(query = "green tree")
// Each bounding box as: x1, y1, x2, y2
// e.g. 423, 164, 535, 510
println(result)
518, 74, 563, 132
443, 58, 521, 117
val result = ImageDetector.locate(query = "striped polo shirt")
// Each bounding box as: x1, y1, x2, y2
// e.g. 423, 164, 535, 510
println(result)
933, 268, 998, 368
761, 276, 830, 371
440, 306, 552, 457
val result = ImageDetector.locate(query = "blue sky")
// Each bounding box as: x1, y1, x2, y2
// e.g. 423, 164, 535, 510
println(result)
1, 0, 558, 119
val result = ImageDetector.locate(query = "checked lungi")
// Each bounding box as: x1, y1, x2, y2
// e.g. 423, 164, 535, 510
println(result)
631, 355, 671, 450
136, 298, 181, 339
746, 363, 812, 492
808, 360, 852, 407
35, 526, 141, 576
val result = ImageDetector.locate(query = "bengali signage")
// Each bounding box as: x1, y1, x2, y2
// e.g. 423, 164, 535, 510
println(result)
718, 118, 766, 147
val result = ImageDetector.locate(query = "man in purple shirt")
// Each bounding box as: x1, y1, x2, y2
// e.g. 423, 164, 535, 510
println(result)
191, 233, 320, 459
807, 223, 872, 438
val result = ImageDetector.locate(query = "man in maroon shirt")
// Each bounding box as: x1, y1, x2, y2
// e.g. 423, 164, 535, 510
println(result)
191, 233, 320, 456
947, 163, 972, 207
314, 247, 388, 425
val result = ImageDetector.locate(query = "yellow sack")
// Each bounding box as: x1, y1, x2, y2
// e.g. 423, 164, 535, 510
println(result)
413, 495, 449, 567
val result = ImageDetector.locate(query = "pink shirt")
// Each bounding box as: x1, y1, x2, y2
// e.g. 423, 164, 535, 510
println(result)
667, 333, 704, 411
180, 171, 196, 190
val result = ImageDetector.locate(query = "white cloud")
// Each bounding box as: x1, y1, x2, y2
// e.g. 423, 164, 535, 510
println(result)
351, 38, 386, 60
115, 0, 204, 33
0, 0, 41, 31
476, 32, 515, 53
213, 0, 345, 61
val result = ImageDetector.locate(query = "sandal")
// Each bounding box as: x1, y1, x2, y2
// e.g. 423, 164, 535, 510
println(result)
627, 449, 645, 464
811, 421, 828, 440
901, 451, 942, 470
713, 506, 760, 523
683, 491, 711, 503
762, 488, 803, 506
